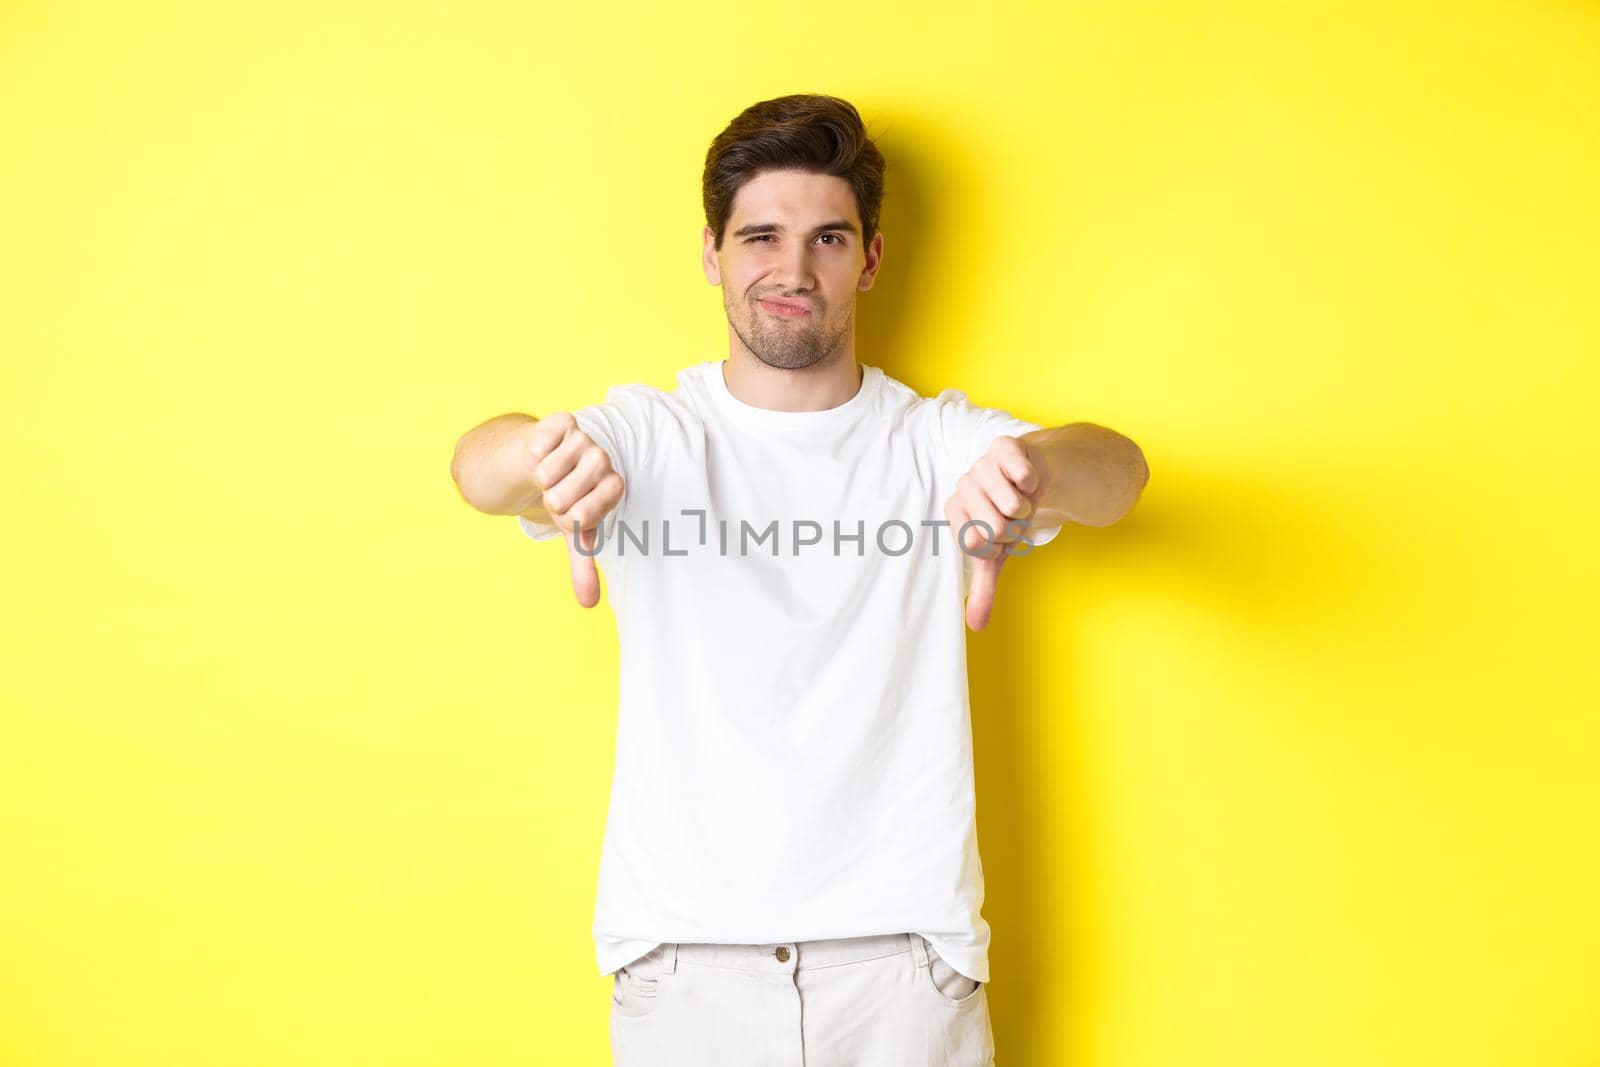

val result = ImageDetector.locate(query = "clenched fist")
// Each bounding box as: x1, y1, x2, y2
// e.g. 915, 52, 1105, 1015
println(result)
524, 412, 625, 608
945, 434, 1052, 632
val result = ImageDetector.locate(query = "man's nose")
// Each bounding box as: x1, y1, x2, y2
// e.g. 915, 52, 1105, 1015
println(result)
772, 244, 816, 293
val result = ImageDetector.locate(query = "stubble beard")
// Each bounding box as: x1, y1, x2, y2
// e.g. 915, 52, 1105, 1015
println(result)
730, 294, 853, 372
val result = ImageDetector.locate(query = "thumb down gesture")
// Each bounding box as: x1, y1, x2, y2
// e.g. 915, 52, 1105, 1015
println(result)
524, 412, 625, 608
946, 435, 1049, 632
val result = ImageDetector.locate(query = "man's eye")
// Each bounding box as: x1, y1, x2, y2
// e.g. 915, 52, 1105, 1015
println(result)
743, 234, 843, 245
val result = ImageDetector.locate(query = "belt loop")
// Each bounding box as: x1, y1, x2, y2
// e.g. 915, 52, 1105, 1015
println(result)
909, 932, 929, 968
663, 942, 677, 975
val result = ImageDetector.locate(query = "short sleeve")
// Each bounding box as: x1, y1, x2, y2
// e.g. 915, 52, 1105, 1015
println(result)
931, 387, 1063, 550
516, 383, 655, 553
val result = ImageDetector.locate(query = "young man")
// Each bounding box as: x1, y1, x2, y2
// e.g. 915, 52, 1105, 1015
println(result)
451, 94, 1148, 1066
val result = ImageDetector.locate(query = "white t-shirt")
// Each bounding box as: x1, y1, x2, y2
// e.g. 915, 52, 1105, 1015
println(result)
519, 359, 1060, 984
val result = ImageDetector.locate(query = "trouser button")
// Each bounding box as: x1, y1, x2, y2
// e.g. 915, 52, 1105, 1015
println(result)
774, 946, 790, 962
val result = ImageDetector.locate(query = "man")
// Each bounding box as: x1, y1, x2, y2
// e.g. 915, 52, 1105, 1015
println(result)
450, 93, 1148, 1066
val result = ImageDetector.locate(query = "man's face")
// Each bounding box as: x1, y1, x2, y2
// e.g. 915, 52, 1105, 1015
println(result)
703, 169, 883, 371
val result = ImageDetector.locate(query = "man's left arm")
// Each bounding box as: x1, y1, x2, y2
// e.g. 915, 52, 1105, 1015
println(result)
950, 419, 1149, 631
1016, 421, 1151, 529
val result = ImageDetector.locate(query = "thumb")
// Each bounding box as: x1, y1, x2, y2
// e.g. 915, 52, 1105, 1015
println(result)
566, 524, 601, 608
965, 548, 1007, 632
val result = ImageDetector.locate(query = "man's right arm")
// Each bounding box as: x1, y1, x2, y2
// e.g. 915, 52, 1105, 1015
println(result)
450, 412, 549, 518
450, 409, 626, 538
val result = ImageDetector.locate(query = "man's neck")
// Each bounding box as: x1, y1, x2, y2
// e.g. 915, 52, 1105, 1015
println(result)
722, 352, 864, 413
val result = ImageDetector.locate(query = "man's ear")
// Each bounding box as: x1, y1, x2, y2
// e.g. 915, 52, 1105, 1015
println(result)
857, 230, 884, 291
702, 226, 722, 285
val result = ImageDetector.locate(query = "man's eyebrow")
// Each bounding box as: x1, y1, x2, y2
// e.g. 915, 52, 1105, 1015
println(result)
732, 219, 859, 238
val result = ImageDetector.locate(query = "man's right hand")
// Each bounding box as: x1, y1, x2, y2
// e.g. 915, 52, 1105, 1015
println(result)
522, 412, 625, 608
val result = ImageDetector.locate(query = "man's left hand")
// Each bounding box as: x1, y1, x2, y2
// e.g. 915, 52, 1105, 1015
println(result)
946, 435, 1049, 632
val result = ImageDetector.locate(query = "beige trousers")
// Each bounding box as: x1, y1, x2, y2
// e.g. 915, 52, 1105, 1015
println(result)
609, 931, 996, 1066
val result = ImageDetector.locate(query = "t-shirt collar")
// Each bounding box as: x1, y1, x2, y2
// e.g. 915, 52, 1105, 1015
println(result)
708, 359, 880, 431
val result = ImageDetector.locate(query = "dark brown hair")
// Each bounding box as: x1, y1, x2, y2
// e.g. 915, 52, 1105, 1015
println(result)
702, 93, 886, 252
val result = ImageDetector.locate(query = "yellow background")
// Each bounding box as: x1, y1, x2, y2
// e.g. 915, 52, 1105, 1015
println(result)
3, 1, 1596, 1064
